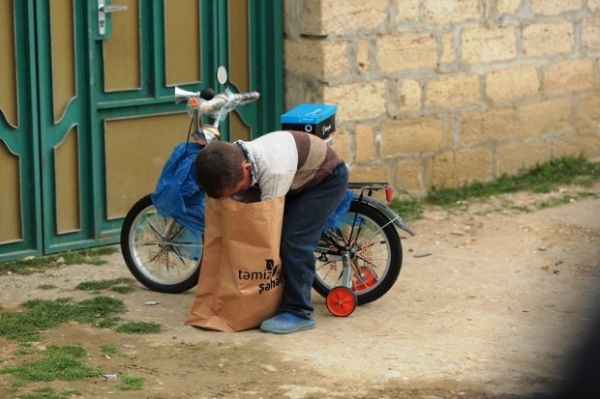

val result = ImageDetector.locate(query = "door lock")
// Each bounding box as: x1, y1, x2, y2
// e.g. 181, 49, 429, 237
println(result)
98, 0, 128, 37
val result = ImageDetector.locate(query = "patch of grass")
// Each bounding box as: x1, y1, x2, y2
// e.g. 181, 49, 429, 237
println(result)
20, 387, 82, 399
116, 321, 162, 334
14, 346, 38, 356
573, 175, 595, 186
117, 374, 145, 391
426, 156, 600, 206
389, 197, 423, 221
36, 284, 57, 290
537, 196, 572, 209
0, 257, 53, 276
48, 344, 87, 358
0, 296, 124, 342
24, 296, 125, 327
60, 246, 119, 266
506, 204, 531, 213
111, 285, 135, 294
1, 345, 101, 382
97, 318, 120, 329
0, 246, 118, 276
101, 345, 119, 357
0, 296, 161, 342
577, 191, 598, 199
75, 277, 136, 294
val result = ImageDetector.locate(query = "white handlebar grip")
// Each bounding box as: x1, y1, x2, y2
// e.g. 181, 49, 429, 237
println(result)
238, 91, 261, 104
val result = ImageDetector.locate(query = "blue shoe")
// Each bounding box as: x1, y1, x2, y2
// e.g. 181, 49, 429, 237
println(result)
260, 312, 315, 334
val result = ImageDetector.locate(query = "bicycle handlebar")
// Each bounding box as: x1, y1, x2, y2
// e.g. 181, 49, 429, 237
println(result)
175, 86, 260, 116
196, 91, 260, 113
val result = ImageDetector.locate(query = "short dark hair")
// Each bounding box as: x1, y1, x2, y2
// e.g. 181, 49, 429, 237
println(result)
195, 141, 245, 198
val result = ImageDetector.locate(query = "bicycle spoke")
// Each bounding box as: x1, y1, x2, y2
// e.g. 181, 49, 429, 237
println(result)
166, 241, 196, 247
137, 240, 161, 246
333, 227, 350, 247
355, 255, 388, 264
350, 258, 368, 285
146, 221, 164, 240
356, 239, 378, 252
168, 224, 185, 241
144, 249, 167, 266
316, 260, 338, 274
170, 244, 188, 266
355, 258, 382, 279
316, 261, 343, 285
320, 230, 346, 251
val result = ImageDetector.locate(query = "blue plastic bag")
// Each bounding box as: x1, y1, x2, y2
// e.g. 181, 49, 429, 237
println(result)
323, 190, 355, 231
151, 142, 205, 236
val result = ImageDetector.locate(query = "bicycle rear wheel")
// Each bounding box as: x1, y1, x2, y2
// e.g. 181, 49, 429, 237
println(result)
314, 200, 402, 305
120, 194, 202, 293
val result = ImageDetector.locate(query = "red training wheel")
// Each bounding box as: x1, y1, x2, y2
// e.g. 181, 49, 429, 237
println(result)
326, 286, 357, 317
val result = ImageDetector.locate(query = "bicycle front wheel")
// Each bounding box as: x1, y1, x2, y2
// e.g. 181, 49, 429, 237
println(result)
314, 200, 402, 305
120, 194, 202, 293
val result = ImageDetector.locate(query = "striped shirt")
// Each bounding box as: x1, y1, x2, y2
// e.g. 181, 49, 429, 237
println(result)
234, 131, 341, 200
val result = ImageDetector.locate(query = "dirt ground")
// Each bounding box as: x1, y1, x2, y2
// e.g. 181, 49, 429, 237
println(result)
1, 185, 599, 399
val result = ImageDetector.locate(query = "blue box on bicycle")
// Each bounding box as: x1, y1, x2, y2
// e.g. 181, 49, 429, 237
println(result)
280, 103, 337, 139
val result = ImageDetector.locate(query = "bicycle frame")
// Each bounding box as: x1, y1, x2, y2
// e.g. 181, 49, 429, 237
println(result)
178, 86, 414, 291
121, 84, 412, 314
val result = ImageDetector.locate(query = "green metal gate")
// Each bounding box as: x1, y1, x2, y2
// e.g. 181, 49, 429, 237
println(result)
0, 0, 283, 262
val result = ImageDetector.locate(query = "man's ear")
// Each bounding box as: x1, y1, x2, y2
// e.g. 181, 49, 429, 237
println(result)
242, 161, 252, 172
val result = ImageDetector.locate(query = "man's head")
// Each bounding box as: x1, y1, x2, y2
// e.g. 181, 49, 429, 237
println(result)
195, 142, 253, 198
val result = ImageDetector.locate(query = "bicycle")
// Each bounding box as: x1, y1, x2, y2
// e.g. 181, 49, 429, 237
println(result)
120, 79, 414, 317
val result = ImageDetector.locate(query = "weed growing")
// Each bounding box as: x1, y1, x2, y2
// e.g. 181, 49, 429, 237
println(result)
1, 345, 101, 381
101, 345, 119, 357
389, 197, 423, 221
0, 296, 124, 341
116, 321, 162, 334
36, 284, 57, 290
536, 196, 573, 209
117, 374, 145, 391
426, 156, 600, 206
0, 295, 162, 343
0, 246, 118, 276
75, 277, 136, 294
19, 387, 82, 399
14, 346, 38, 356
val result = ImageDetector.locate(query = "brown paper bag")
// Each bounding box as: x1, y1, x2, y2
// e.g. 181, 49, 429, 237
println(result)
186, 196, 285, 332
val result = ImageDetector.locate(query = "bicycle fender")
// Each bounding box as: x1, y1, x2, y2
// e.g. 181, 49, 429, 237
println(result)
357, 197, 416, 236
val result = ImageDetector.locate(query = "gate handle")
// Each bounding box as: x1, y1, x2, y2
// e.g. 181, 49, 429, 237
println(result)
99, 5, 128, 13
98, 0, 128, 36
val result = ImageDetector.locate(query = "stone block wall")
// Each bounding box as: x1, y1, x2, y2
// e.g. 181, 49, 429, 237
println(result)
284, 0, 600, 195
